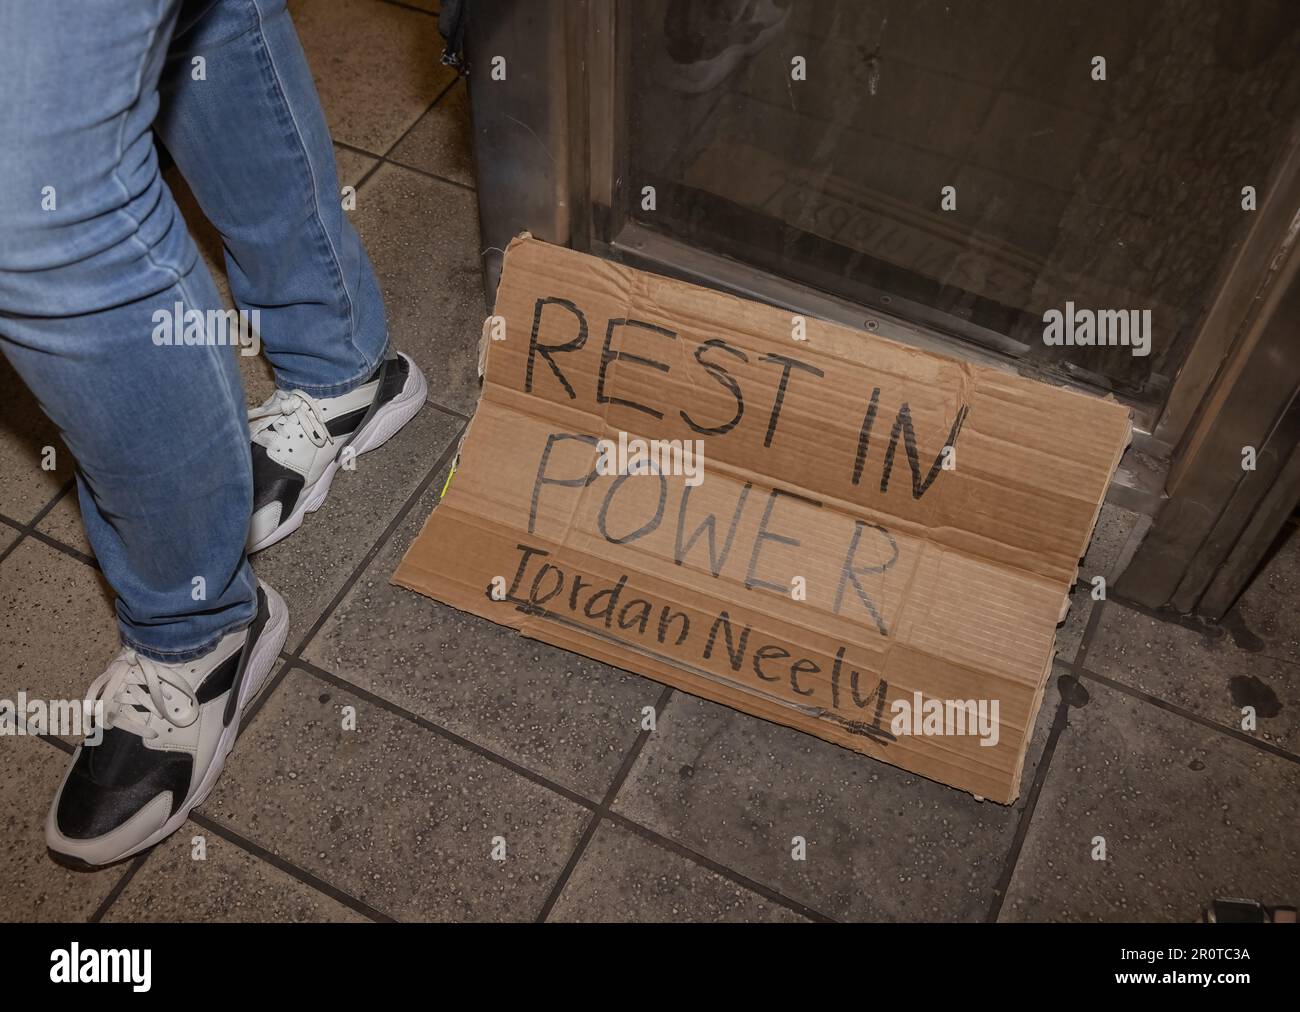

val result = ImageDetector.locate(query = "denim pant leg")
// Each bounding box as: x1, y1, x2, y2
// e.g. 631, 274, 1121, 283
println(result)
0, 0, 257, 662
156, 0, 389, 397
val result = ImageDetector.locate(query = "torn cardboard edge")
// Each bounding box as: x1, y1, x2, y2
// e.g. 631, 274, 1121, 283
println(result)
396, 234, 1132, 803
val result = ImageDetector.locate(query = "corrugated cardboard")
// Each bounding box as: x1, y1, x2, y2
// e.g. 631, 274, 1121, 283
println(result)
394, 235, 1131, 803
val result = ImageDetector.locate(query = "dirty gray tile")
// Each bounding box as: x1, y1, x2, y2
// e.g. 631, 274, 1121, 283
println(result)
0, 520, 18, 556
250, 402, 461, 653
0, 740, 126, 922
105, 827, 366, 923
288, 0, 454, 154
334, 144, 378, 189
611, 667, 1063, 922
389, 80, 474, 186
550, 820, 808, 923
204, 667, 590, 920
353, 163, 484, 414
1087, 602, 1298, 750
1232, 522, 1300, 667
1000, 677, 1300, 921
1081, 502, 1142, 584
36, 491, 92, 558
1054, 582, 1096, 665
0, 358, 73, 525
303, 490, 662, 801
0, 540, 119, 741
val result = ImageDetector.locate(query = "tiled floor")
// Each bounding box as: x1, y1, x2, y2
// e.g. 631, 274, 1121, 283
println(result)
1, 0, 1297, 923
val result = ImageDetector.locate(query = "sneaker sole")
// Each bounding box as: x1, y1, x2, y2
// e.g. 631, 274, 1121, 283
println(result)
247, 354, 428, 554
47, 583, 289, 867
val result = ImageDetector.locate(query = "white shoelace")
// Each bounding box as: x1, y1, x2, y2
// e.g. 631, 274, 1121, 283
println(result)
248, 390, 331, 451
85, 650, 200, 740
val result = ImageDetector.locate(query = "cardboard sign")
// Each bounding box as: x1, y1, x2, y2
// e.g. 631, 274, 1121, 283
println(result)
394, 236, 1131, 803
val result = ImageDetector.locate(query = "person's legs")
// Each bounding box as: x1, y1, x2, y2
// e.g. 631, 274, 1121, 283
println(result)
0, 0, 256, 659
156, 0, 388, 394
154, 0, 427, 555
0, 0, 290, 868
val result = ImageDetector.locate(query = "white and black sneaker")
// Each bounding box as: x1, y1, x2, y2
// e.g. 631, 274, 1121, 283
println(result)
247, 352, 427, 553
46, 581, 288, 867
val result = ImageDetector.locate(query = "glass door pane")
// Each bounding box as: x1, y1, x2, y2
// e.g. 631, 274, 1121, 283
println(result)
625, 0, 1300, 407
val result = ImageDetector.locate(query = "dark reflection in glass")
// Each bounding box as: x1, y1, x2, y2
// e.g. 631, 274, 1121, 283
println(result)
628, 0, 1300, 406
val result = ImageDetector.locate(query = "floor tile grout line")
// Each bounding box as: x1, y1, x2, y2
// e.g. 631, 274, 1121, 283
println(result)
34, 733, 75, 754
377, 0, 439, 19
380, 77, 461, 161
337, 139, 481, 197
423, 396, 471, 421
240, 653, 833, 925
1075, 664, 1300, 765
0, 479, 74, 565
281, 420, 465, 660
342, 76, 476, 198
985, 599, 1109, 922
333, 138, 385, 160
23, 527, 99, 570
983, 694, 1071, 924
34, 728, 387, 923
290, 656, 600, 811
600, 810, 836, 923
1074, 586, 1107, 670
533, 812, 602, 923
292, 656, 835, 923
238, 419, 461, 731
188, 811, 396, 923
234, 656, 298, 740
535, 685, 675, 922
352, 153, 388, 192
382, 157, 476, 193
32, 662, 831, 924
353, 72, 459, 195
599, 686, 676, 810
87, 854, 150, 923
28, 478, 75, 529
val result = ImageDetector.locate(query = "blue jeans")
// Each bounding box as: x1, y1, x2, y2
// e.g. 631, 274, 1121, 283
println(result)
0, 0, 388, 661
